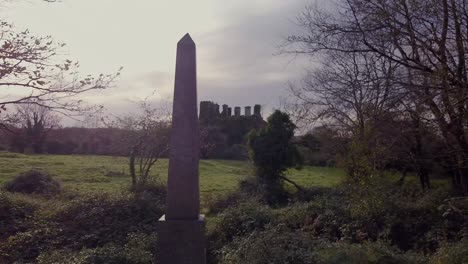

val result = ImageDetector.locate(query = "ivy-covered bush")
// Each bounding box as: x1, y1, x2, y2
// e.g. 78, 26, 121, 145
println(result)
0, 192, 39, 240
36, 233, 157, 264
0, 192, 164, 263
4, 170, 62, 195
429, 241, 468, 264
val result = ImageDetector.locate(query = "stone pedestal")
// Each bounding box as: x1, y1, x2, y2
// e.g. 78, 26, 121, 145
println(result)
157, 215, 206, 264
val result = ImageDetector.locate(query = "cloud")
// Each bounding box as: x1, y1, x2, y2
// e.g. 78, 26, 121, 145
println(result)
3, 0, 315, 122
194, 0, 312, 114
99, 0, 313, 118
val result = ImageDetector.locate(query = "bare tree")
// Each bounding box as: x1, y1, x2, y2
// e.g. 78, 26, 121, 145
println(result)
284, 0, 468, 193
113, 100, 171, 191
15, 100, 60, 153
0, 10, 121, 130
285, 50, 407, 178
286, 52, 402, 133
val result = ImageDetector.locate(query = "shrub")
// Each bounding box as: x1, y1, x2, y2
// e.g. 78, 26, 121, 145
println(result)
221, 229, 423, 264
0, 227, 62, 262
315, 242, 424, 264
247, 110, 303, 205
430, 241, 468, 264
208, 201, 273, 262
129, 180, 167, 204
37, 249, 91, 264
205, 190, 257, 215
293, 186, 340, 203
4, 170, 62, 195
37, 233, 157, 264
48, 193, 163, 248
220, 227, 319, 264
0, 192, 164, 263
239, 176, 289, 206
238, 176, 262, 195
437, 197, 468, 241
0, 192, 39, 240
211, 201, 272, 243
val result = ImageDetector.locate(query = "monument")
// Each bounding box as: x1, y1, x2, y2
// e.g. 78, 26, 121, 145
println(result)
157, 33, 206, 264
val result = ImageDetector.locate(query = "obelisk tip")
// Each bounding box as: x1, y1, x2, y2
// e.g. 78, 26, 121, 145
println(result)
178, 33, 195, 45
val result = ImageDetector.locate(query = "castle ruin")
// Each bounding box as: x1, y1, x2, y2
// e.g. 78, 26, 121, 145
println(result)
199, 101, 262, 121
199, 101, 266, 159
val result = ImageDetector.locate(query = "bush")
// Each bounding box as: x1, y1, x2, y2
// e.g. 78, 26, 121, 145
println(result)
0, 227, 62, 262
430, 241, 468, 264
211, 201, 272, 243
239, 176, 289, 205
48, 193, 164, 248
37, 233, 157, 264
220, 226, 319, 264
0, 192, 39, 240
208, 201, 273, 262
437, 197, 468, 242
220, 226, 422, 264
315, 242, 423, 264
129, 180, 167, 204
0, 192, 164, 263
247, 110, 303, 205
4, 170, 62, 195
37, 249, 91, 264
205, 190, 256, 215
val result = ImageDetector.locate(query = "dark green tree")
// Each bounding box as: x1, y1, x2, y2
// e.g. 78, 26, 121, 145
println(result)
247, 110, 303, 204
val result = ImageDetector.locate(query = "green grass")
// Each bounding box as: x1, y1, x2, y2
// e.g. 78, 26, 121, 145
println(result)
285, 166, 344, 187
0, 152, 344, 200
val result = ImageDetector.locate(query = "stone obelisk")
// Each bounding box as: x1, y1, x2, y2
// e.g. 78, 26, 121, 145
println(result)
157, 33, 206, 264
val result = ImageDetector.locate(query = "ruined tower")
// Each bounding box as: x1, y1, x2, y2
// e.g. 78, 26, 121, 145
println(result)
245, 106, 251, 116
234, 107, 241, 117
221, 104, 229, 117
254, 104, 261, 117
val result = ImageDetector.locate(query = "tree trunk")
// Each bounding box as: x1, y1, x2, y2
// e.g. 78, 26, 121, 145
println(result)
129, 146, 137, 189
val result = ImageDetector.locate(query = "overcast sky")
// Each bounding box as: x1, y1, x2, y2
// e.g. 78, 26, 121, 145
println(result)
2, 0, 313, 124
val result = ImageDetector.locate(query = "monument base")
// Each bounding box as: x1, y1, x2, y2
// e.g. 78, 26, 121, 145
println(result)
157, 214, 206, 264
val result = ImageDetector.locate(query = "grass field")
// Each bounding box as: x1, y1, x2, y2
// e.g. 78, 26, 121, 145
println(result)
0, 152, 344, 199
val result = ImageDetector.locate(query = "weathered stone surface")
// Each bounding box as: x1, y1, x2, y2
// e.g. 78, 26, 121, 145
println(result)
166, 33, 200, 220
158, 215, 206, 264
158, 33, 206, 264
245, 106, 251, 116
254, 104, 262, 117
234, 106, 241, 116
221, 104, 228, 117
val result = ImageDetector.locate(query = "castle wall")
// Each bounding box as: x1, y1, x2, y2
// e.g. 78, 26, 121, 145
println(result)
199, 101, 262, 120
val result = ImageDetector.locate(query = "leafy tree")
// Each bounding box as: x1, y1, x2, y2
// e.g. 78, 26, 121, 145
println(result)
247, 110, 303, 204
